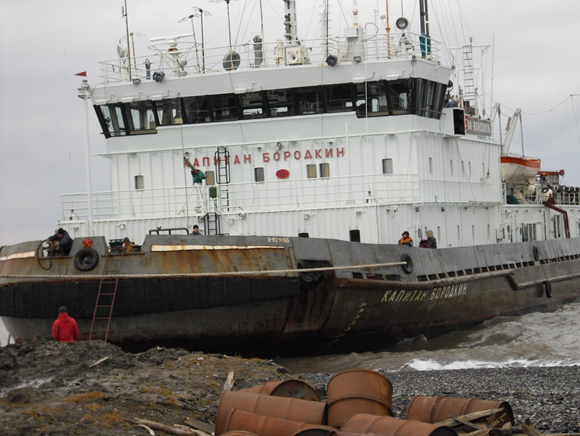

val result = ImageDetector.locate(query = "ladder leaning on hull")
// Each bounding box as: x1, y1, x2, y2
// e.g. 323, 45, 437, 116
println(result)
89, 247, 124, 342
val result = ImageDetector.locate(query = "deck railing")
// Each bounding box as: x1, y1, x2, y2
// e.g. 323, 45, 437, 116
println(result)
99, 32, 440, 85
59, 173, 420, 221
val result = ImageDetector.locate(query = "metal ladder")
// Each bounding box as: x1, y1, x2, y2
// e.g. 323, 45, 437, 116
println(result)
89, 247, 124, 342
215, 146, 230, 210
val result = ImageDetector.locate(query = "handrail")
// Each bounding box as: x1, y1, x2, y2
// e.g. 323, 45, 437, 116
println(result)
98, 32, 441, 84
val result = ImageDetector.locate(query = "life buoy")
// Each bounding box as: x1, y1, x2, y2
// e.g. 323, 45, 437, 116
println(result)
401, 253, 413, 274
533, 246, 540, 261
74, 248, 99, 271
545, 280, 552, 298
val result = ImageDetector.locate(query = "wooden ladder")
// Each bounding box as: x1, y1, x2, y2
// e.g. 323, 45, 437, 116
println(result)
89, 247, 124, 342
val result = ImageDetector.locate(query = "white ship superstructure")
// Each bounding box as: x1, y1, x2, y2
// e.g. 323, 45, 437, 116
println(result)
59, 0, 579, 248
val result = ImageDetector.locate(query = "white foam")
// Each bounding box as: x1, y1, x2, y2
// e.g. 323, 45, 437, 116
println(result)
401, 358, 580, 371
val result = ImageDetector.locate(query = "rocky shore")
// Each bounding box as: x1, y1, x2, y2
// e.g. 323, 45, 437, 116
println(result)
1, 339, 579, 435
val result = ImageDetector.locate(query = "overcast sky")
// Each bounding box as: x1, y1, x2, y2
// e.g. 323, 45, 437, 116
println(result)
1, 0, 579, 246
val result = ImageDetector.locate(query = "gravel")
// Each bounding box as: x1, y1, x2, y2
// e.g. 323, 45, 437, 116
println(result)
1, 339, 579, 435
300, 366, 580, 434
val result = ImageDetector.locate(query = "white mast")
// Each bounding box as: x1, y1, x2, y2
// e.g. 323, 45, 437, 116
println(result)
283, 0, 298, 44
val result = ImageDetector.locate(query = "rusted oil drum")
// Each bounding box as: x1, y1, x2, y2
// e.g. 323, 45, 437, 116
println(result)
238, 380, 321, 401
292, 429, 338, 436
216, 390, 328, 436
224, 409, 335, 436
327, 369, 393, 427
405, 395, 514, 429
341, 413, 458, 436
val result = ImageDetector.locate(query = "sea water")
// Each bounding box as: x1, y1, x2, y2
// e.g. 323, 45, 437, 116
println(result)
3, 300, 580, 372
277, 298, 580, 373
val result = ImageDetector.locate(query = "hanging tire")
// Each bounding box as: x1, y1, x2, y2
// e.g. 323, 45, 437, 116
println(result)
401, 253, 413, 274
74, 248, 99, 271
545, 280, 552, 298
533, 245, 540, 261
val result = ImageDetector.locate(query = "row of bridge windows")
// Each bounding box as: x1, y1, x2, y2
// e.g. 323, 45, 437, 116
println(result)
96, 78, 447, 138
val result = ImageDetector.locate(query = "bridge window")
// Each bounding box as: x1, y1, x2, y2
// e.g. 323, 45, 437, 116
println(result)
355, 81, 388, 117
125, 100, 157, 133
183, 96, 211, 123
296, 86, 325, 115
240, 92, 267, 119
388, 80, 411, 115
155, 99, 182, 125
325, 83, 354, 113
267, 89, 295, 117
96, 104, 128, 137
211, 94, 239, 121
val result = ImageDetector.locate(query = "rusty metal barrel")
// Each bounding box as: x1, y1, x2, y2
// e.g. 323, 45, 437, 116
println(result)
327, 369, 393, 427
224, 409, 335, 436
292, 430, 338, 436
216, 390, 328, 436
341, 413, 458, 436
238, 380, 321, 401
405, 395, 514, 429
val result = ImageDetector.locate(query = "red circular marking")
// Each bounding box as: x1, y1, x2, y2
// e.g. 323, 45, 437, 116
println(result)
276, 169, 290, 179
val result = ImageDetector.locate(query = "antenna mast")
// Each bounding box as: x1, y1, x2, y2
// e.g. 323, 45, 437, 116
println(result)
123, 0, 132, 80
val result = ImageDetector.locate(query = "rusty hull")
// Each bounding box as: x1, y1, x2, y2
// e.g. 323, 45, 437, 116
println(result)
1, 235, 580, 356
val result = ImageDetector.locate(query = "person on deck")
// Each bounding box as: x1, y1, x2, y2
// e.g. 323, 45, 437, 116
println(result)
427, 229, 437, 249
47, 228, 73, 256
122, 237, 135, 253
192, 224, 202, 235
419, 237, 432, 248
52, 307, 81, 342
191, 168, 206, 184
398, 231, 413, 247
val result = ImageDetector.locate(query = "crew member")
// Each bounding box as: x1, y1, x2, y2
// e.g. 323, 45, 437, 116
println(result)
122, 237, 135, 253
192, 224, 202, 235
398, 231, 413, 247
419, 237, 432, 248
47, 228, 74, 256
426, 230, 437, 249
191, 168, 206, 184
52, 307, 81, 342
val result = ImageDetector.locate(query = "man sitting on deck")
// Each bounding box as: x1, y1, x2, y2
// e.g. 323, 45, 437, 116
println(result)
47, 228, 73, 256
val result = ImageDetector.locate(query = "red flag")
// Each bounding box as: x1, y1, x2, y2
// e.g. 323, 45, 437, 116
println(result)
75, 71, 87, 77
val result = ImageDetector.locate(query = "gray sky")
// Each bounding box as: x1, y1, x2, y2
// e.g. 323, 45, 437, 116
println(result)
1, 0, 580, 246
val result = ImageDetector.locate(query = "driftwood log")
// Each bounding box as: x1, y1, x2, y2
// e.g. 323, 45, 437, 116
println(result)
183, 418, 215, 434
128, 418, 198, 436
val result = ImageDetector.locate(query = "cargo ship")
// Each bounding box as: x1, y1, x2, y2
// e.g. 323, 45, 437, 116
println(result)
2, 0, 580, 356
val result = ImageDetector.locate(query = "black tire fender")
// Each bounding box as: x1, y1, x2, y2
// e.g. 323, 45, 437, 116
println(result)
74, 248, 99, 271
545, 280, 552, 299
533, 245, 540, 261
401, 253, 413, 274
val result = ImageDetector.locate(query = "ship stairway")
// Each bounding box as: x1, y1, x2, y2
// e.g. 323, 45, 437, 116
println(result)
215, 147, 231, 211
204, 211, 221, 235
89, 247, 124, 342
462, 42, 475, 105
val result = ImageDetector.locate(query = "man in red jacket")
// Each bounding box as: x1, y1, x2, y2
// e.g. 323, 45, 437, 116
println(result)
52, 306, 81, 342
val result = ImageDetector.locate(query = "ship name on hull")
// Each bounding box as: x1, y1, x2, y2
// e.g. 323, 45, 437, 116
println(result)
380, 283, 468, 303
188, 148, 346, 167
